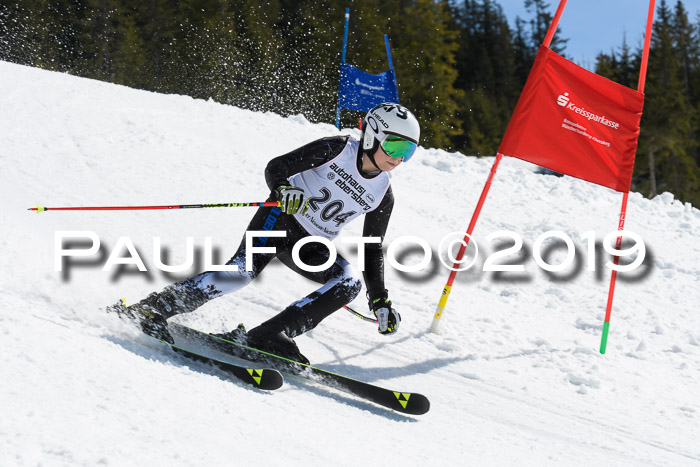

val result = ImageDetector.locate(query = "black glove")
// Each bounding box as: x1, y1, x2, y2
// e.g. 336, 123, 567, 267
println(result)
276, 185, 309, 215
370, 296, 401, 335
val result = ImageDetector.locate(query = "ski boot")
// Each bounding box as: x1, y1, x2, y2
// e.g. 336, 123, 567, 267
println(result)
106, 297, 174, 344
248, 328, 310, 365
211, 323, 249, 344
107, 284, 212, 344
246, 306, 311, 365
213, 322, 309, 365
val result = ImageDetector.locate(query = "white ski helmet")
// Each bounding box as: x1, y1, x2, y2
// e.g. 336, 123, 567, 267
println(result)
362, 103, 420, 162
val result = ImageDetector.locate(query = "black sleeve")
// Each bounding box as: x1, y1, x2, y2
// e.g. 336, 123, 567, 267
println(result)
362, 185, 394, 302
265, 136, 349, 191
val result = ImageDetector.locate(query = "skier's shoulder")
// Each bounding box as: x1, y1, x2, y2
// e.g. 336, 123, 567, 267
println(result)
301, 135, 352, 158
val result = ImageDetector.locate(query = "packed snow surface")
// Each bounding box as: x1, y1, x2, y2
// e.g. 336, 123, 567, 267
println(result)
1, 61, 699, 466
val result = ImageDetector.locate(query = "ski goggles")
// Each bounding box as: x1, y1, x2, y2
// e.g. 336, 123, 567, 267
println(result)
381, 135, 417, 162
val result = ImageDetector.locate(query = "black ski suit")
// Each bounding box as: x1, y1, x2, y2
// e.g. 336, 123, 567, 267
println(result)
162, 135, 393, 338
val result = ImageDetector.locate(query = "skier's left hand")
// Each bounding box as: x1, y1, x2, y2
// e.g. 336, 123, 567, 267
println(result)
370, 296, 400, 335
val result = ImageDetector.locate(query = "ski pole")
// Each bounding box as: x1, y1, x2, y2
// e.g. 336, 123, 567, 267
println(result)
28, 201, 280, 213
344, 305, 378, 324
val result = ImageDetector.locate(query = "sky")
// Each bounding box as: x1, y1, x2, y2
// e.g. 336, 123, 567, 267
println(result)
497, 0, 700, 71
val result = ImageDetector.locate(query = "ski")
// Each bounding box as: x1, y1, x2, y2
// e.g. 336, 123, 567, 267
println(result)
163, 338, 284, 391
168, 322, 430, 415
111, 310, 283, 390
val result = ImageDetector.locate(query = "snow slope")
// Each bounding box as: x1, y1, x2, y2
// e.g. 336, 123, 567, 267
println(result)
1, 61, 699, 466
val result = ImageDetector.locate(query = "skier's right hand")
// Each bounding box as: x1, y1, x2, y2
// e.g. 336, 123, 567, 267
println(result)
276, 185, 309, 215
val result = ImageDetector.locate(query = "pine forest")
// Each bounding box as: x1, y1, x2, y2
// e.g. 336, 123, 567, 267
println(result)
1, 0, 699, 206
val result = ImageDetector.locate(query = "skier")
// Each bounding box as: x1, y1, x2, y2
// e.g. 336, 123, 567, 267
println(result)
108, 102, 420, 364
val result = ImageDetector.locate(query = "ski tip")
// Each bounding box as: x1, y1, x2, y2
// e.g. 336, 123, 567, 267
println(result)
248, 368, 284, 390
171, 345, 284, 390
393, 392, 430, 415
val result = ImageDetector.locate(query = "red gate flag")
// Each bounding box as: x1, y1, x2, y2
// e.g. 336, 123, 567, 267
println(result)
431, 0, 656, 355
499, 45, 645, 192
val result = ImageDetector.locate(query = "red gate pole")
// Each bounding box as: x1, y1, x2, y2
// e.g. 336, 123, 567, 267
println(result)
429, 0, 569, 333
429, 153, 503, 333
542, 0, 568, 48
600, 0, 655, 354
600, 192, 629, 353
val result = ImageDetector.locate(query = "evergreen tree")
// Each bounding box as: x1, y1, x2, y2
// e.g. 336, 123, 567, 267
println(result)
693, 12, 700, 166
453, 0, 520, 155
7, 0, 86, 73
511, 16, 532, 85
277, 0, 346, 120
141, 0, 178, 93
595, 34, 639, 89
0, 1, 35, 66
523, 0, 567, 55
671, 0, 699, 162
387, 0, 463, 149
107, 2, 149, 87
637, 0, 699, 204
617, 35, 640, 89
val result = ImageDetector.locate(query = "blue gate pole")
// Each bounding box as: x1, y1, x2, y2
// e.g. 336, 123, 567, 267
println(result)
384, 34, 398, 103
384, 34, 394, 71
336, 8, 350, 129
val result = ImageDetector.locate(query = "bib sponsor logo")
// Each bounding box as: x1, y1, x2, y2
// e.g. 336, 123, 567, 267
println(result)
329, 163, 373, 211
